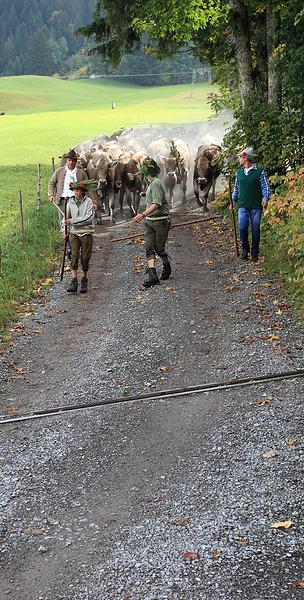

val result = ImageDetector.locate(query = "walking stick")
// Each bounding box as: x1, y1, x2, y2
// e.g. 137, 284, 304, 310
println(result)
60, 198, 69, 281
228, 175, 240, 257
111, 216, 223, 243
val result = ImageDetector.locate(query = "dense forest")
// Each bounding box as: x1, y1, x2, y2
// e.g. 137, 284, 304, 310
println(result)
0, 0, 207, 81
0, 0, 96, 75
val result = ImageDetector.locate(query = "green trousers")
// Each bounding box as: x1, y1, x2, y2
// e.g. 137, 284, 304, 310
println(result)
70, 233, 93, 272
145, 219, 170, 260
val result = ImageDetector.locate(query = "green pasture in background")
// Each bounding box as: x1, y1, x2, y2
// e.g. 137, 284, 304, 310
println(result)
0, 75, 215, 165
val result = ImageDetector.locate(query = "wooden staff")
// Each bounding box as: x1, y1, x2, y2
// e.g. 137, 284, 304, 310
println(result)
111, 215, 222, 243
228, 175, 240, 257
60, 198, 69, 281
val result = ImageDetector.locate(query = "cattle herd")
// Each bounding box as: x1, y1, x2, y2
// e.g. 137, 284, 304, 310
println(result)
60, 129, 222, 223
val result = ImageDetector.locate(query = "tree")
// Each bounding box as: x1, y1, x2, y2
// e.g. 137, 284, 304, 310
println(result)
25, 28, 56, 75
78, 1, 304, 172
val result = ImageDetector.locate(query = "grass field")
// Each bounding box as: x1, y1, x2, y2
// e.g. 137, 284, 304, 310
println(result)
0, 75, 215, 165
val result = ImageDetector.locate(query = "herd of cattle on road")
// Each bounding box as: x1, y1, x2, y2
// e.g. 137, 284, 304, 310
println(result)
61, 129, 222, 223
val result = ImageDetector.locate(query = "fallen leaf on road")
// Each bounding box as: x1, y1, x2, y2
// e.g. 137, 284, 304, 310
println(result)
294, 582, 304, 588
173, 518, 190, 527
287, 438, 299, 446
234, 539, 248, 545
224, 285, 240, 292
257, 398, 272, 405
182, 551, 199, 560
24, 528, 44, 536
165, 287, 176, 293
212, 548, 221, 557
159, 365, 172, 372
271, 520, 293, 529
266, 334, 280, 341
103, 272, 112, 276
4, 405, 18, 414
263, 449, 278, 459
252, 289, 267, 298
32, 329, 44, 334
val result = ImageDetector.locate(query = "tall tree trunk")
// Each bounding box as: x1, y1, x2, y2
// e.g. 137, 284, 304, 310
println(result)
254, 11, 268, 103
229, 0, 255, 105
266, 5, 282, 107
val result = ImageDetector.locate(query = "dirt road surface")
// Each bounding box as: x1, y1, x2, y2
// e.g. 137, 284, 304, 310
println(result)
0, 201, 303, 600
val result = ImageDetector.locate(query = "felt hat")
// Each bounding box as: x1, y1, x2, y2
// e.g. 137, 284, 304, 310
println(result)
66, 149, 78, 161
238, 147, 256, 162
141, 157, 160, 178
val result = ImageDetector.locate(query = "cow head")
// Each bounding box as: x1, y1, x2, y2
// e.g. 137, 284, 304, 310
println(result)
197, 176, 208, 190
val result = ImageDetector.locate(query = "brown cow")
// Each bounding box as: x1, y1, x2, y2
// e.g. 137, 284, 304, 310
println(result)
124, 151, 149, 216
193, 144, 221, 211
86, 151, 113, 223
161, 139, 192, 207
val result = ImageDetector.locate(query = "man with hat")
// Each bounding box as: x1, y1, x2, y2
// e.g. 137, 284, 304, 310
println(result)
230, 147, 271, 262
133, 157, 171, 287
48, 149, 89, 222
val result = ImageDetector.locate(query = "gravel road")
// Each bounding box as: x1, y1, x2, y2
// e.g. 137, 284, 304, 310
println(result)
0, 199, 303, 600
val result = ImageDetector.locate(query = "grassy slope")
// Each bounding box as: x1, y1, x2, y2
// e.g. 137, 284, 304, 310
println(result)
0, 76, 214, 165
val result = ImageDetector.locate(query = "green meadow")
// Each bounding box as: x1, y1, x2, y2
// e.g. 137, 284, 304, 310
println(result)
0, 75, 214, 165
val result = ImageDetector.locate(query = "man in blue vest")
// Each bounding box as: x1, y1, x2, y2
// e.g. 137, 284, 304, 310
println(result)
230, 147, 271, 262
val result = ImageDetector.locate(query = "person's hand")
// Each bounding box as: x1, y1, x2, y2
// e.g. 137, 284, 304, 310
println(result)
133, 213, 144, 224
49, 195, 55, 203
262, 198, 268, 209
229, 203, 234, 212
64, 218, 72, 226
92, 202, 97, 210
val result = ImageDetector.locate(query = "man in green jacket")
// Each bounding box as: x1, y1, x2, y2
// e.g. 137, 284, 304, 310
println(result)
230, 147, 271, 261
134, 158, 171, 287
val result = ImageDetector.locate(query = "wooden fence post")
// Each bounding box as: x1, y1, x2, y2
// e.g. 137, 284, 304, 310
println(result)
18, 191, 24, 239
52, 157, 55, 173
37, 163, 42, 209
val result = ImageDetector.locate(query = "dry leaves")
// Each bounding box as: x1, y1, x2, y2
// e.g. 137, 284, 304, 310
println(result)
173, 518, 190, 527
212, 548, 221, 557
252, 289, 268, 298
4, 405, 18, 414
24, 528, 44, 536
271, 520, 293, 529
165, 287, 176, 293
234, 539, 248, 545
182, 551, 199, 560
287, 438, 299, 446
257, 398, 272, 405
159, 365, 172, 373
224, 285, 240, 293
263, 449, 278, 459
32, 329, 45, 335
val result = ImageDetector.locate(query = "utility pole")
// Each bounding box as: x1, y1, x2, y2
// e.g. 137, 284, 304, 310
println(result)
190, 69, 197, 98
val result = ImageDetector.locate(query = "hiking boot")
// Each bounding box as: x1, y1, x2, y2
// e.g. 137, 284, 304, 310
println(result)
80, 277, 88, 293
160, 260, 171, 280
67, 277, 78, 293
241, 249, 249, 260
142, 267, 160, 288
252, 254, 259, 263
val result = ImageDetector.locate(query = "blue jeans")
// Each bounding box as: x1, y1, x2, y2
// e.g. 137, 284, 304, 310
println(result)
238, 208, 262, 257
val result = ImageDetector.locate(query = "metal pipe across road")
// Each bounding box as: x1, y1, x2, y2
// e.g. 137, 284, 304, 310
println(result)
1, 369, 303, 426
